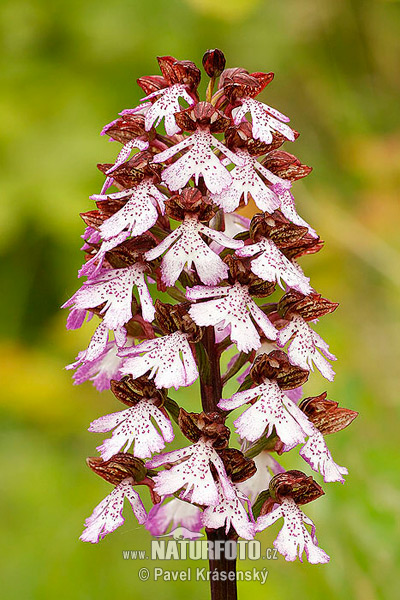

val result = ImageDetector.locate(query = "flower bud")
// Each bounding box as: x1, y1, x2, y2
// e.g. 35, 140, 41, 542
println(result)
202, 48, 226, 78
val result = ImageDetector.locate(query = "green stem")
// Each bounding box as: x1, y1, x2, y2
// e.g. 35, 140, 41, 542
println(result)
206, 77, 216, 103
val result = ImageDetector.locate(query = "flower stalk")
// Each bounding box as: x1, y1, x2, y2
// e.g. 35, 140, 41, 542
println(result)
198, 324, 237, 599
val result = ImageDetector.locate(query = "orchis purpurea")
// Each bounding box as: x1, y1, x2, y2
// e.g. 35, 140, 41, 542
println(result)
63, 49, 357, 599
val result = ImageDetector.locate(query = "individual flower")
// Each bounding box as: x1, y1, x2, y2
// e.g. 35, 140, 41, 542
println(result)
67, 339, 124, 391
202, 482, 255, 540
104, 138, 150, 175
233, 97, 295, 144
145, 215, 243, 286
146, 496, 203, 537
284, 393, 358, 483
89, 399, 174, 460
100, 112, 152, 174
153, 128, 244, 194
140, 84, 196, 135
145, 438, 235, 506
187, 282, 277, 353
277, 314, 336, 381
119, 330, 198, 390
256, 496, 329, 564
80, 478, 147, 543
210, 149, 289, 213
218, 379, 313, 445
236, 236, 312, 295
63, 264, 154, 330
131, 55, 201, 136
78, 230, 130, 278
91, 180, 167, 241
68, 321, 128, 369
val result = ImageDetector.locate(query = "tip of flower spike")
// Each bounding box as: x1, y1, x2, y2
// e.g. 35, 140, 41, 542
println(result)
202, 49, 226, 78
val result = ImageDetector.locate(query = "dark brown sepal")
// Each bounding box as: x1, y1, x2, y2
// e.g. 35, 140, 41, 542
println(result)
250, 350, 309, 389
102, 113, 155, 145
219, 68, 274, 103
250, 212, 308, 248
299, 392, 358, 435
178, 408, 202, 443
262, 129, 302, 152
96, 196, 126, 219
261, 150, 312, 181
224, 255, 275, 296
80, 210, 107, 230
157, 55, 201, 90
104, 235, 157, 268
278, 291, 339, 321
248, 279, 276, 298
124, 315, 153, 340
218, 448, 257, 482
224, 122, 252, 151
175, 102, 230, 133
110, 375, 166, 407
137, 75, 167, 96
179, 409, 230, 449
154, 300, 203, 342
97, 151, 162, 188
281, 235, 324, 260
87, 454, 147, 486
165, 188, 215, 222
269, 470, 324, 506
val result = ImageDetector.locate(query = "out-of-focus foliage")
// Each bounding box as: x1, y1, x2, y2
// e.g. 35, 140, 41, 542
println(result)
1, 1, 399, 599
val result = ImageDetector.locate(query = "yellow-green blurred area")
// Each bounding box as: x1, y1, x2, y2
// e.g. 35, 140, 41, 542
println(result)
1, 0, 399, 598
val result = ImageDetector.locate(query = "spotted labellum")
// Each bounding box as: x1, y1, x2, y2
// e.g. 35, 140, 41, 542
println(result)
63, 49, 357, 583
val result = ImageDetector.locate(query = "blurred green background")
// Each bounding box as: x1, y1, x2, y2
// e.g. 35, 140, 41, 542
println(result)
1, 0, 399, 598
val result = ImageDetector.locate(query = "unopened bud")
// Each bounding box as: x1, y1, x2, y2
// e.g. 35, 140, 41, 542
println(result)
202, 49, 226, 78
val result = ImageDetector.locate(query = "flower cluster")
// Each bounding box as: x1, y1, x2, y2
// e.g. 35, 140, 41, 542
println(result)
64, 50, 357, 564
